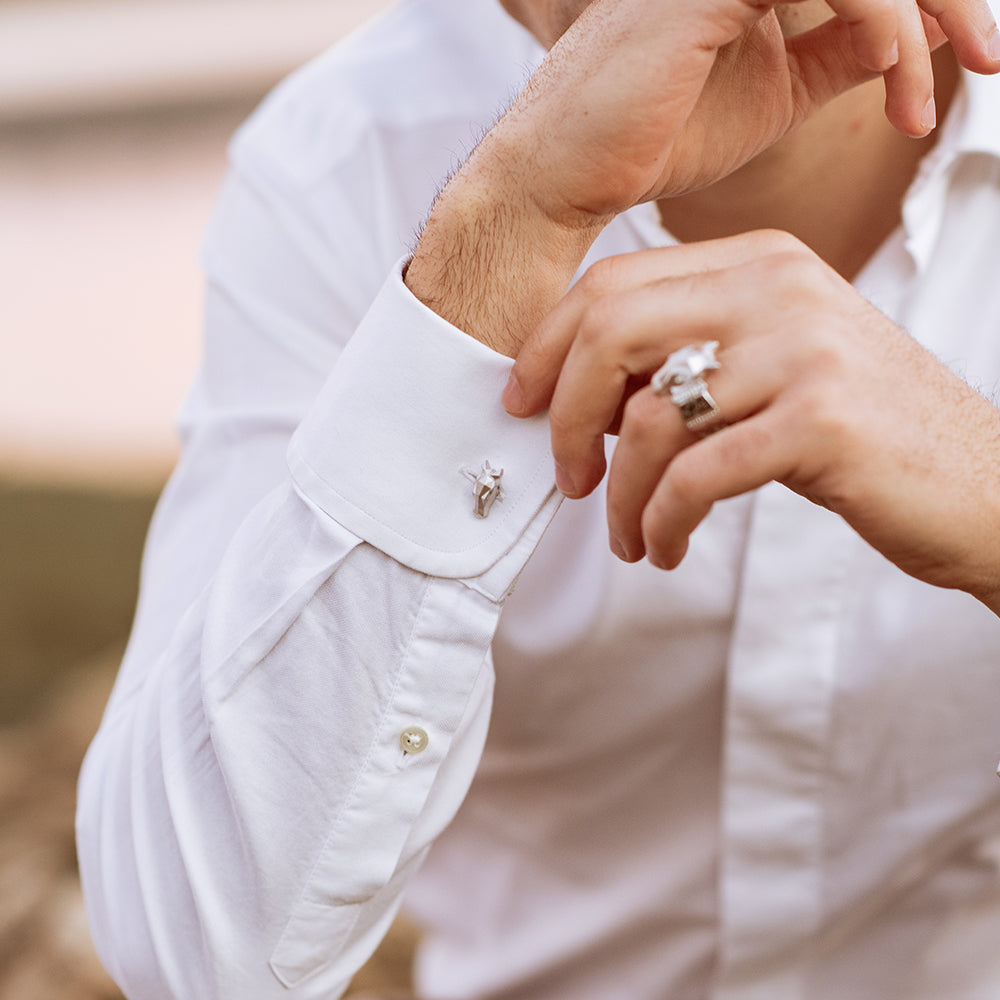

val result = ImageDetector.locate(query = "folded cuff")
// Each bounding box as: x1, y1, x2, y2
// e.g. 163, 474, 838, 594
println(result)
289, 259, 558, 581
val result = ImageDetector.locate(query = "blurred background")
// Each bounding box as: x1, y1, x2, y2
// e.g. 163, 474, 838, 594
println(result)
0, 0, 417, 995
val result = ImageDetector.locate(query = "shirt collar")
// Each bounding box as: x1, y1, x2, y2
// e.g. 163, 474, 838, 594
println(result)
954, 66, 1000, 161
902, 67, 1000, 270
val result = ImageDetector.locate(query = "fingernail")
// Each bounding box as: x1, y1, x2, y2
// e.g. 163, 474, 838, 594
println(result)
647, 550, 668, 570
884, 39, 899, 68
920, 97, 937, 132
989, 26, 1000, 62
555, 462, 575, 497
609, 534, 628, 560
502, 373, 524, 414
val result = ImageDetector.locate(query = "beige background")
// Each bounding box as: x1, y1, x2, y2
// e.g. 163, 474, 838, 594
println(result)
0, 0, 393, 486
0, 2, 416, 996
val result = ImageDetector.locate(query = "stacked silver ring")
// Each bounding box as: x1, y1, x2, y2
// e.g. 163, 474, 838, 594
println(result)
651, 340, 724, 434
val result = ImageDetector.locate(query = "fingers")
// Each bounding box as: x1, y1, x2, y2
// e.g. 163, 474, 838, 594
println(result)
825, 0, 1000, 138
638, 410, 799, 569
821, 0, 1000, 77
604, 389, 691, 562
538, 235, 824, 499
787, 0, 933, 137
882, 0, 937, 135
606, 306, 1000, 594
523, 233, 859, 568
607, 373, 831, 570
783, 16, 881, 119
761, 0, 999, 141
543, 274, 726, 497
606, 334, 791, 560
504, 249, 694, 419
819, 0, 903, 70
505, 232, 797, 421
917, 0, 1000, 71
793, 0, 1000, 137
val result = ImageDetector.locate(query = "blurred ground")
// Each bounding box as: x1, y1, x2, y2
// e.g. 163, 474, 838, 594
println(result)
1, 0, 415, 994
0, 642, 126, 1000
0, 493, 416, 994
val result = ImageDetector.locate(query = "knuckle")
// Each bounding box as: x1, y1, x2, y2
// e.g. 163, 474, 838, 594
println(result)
754, 228, 807, 256
620, 390, 668, 445
846, 0, 895, 22
577, 255, 625, 299
767, 250, 840, 307
575, 293, 630, 353
515, 331, 550, 375
575, 307, 607, 351
861, 0, 890, 17
792, 376, 854, 443
772, 248, 822, 287
720, 420, 774, 469
547, 401, 583, 443
662, 453, 704, 506
799, 318, 847, 364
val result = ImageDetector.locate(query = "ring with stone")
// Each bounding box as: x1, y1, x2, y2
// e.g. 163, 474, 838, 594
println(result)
650, 340, 725, 434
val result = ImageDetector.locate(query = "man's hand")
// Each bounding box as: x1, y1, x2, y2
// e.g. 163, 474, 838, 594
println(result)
501, 0, 1000, 219
405, 0, 999, 354
503, 231, 1000, 612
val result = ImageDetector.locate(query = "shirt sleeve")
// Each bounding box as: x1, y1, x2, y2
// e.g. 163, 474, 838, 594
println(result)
75, 140, 560, 999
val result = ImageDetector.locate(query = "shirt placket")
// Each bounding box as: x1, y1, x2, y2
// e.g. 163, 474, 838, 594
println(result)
713, 483, 854, 1000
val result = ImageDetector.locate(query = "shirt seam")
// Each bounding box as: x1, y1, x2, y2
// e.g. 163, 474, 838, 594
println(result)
271, 569, 434, 931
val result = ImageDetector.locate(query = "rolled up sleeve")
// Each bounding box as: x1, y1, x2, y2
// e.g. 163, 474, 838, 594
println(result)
77, 265, 559, 998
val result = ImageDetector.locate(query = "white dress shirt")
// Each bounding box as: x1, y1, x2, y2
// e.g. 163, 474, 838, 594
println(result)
77, 0, 1000, 998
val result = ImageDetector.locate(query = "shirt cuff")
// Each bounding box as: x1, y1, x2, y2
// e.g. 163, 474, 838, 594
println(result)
288, 258, 559, 582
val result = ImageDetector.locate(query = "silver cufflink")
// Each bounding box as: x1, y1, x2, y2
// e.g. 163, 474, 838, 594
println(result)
461, 461, 504, 518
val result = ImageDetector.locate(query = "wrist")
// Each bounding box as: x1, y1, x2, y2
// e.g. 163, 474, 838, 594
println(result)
405, 134, 609, 356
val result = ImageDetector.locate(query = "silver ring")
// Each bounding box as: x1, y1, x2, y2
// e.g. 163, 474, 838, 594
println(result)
651, 341, 724, 434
